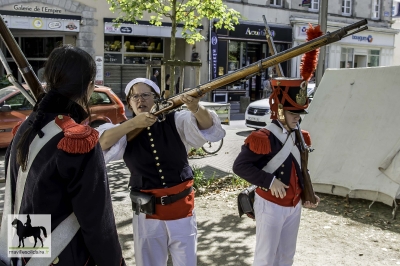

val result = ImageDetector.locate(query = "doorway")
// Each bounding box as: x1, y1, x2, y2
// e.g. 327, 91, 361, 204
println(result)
247, 42, 262, 101
354, 55, 367, 68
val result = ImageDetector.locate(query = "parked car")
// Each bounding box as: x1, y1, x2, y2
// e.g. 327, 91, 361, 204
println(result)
0, 84, 127, 148
245, 83, 315, 129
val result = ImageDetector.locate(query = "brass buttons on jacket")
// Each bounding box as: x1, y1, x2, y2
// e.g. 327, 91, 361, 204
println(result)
156, 163, 160, 166
150, 138, 153, 142
148, 133, 152, 136
281, 164, 285, 167
155, 157, 159, 160
159, 169, 162, 173
151, 144, 154, 147
57, 115, 63, 119
161, 176, 164, 179
147, 127, 150, 130
153, 150, 157, 153
280, 171, 284, 175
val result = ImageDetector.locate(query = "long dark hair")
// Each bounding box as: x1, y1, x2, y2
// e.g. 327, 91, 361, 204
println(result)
16, 45, 96, 171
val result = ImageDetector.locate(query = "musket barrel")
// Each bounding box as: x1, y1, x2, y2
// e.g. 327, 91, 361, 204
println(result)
0, 15, 43, 100
127, 19, 368, 141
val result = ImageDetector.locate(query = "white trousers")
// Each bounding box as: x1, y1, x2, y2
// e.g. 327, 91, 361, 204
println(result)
132, 211, 197, 266
253, 193, 302, 266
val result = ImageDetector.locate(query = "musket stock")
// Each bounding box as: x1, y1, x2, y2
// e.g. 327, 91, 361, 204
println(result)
126, 19, 368, 141
0, 15, 43, 100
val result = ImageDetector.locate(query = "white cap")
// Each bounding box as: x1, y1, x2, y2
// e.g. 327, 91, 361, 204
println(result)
124, 78, 160, 97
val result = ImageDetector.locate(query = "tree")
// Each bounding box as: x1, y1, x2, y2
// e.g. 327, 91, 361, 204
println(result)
107, 0, 241, 93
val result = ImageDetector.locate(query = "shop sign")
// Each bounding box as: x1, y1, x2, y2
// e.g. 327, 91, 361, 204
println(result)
211, 32, 218, 79
95, 56, 104, 85
1, 15, 79, 32
227, 23, 292, 42
352, 35, 373, 43
104, 53, 122, 64
245, 28, 275, 38
13, 4, 63, 14
299, 26, 307, 36
301, 0, 311, 7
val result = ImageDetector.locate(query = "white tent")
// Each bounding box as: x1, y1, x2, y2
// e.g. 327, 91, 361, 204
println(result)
302, 66, 400, 213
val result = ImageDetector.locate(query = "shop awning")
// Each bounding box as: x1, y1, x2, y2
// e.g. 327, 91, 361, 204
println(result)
0, 10, 81, 32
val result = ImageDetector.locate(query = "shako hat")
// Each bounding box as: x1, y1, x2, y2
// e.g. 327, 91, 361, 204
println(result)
269, 23, 323, 120
269, 78, 309, 119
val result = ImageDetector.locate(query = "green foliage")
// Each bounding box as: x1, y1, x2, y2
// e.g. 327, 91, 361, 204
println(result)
192, 165, 217, 190
0, 75, 11, 89
192, 165, 206, 190
188, 147, 206, 157
230, 173, 250, 188
106, 0, 241, 45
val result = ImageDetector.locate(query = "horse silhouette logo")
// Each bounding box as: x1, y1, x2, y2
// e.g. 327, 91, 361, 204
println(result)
11, 214, 47, 248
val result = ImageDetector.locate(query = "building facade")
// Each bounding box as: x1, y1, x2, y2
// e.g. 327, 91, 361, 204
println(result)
0, 0, 199, 100
0, 0, 398, 103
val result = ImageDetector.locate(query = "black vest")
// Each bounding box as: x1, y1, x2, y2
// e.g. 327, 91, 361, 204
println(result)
124, 112, 193, 190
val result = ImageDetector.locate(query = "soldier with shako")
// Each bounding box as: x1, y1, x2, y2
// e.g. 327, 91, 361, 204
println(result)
233, 24, 322, 266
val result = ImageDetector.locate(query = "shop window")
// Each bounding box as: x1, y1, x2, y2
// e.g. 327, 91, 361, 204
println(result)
270, 0, 282, 7
227, 41, 243, 90
324, 45, 330, 71
342, 0, 352, 15
368, 50, 380, 67
340, 47, 354, 68
104, 35, 163, 54
20, 37, 63, 58
104, 35, 164, 65
372, 0, 380, 19
105, 36, 123, 52
309, 0, 319, 12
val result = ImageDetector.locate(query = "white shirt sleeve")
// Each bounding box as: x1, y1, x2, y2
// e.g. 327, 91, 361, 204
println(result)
95, 123, 127, 164
174, 110, 226, 153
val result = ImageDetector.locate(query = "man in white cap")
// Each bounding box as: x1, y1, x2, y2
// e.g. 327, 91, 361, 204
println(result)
96, 78, 225, 266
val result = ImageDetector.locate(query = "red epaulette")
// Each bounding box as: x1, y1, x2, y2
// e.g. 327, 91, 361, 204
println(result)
301, 130, 312, 146
12, 121, 23, 136
55, 115, 99, 154
244, 128, 271, 154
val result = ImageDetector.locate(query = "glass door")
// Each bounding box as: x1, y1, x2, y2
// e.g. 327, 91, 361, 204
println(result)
247, 42, 262, 101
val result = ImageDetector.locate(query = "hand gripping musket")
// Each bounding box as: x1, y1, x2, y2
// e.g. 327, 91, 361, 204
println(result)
295, 122, 317, 204
126, 19, 368, 141
0, 15, 43, 101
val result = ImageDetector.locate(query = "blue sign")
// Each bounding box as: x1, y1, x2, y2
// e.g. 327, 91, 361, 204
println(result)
352, 35, 373, 43
211, 32, 218, 79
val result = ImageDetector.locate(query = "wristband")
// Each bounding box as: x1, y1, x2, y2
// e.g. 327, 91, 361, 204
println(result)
192, 104, 200, 114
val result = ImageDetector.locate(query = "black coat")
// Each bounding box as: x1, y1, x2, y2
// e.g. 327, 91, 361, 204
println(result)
5, 92, 124, 266
233, 120, 306, 190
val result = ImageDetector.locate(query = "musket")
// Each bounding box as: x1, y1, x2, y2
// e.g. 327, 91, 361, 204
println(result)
262, 15, 284, 78
127, 19, 368, 141
0, 15, 43, 100
295, 122, 317, 204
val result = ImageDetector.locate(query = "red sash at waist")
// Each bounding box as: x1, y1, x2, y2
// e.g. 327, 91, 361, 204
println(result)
141, 180, 194, 220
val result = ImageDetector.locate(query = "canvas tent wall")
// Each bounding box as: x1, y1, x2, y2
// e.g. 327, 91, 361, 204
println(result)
302, 66, 400, 209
